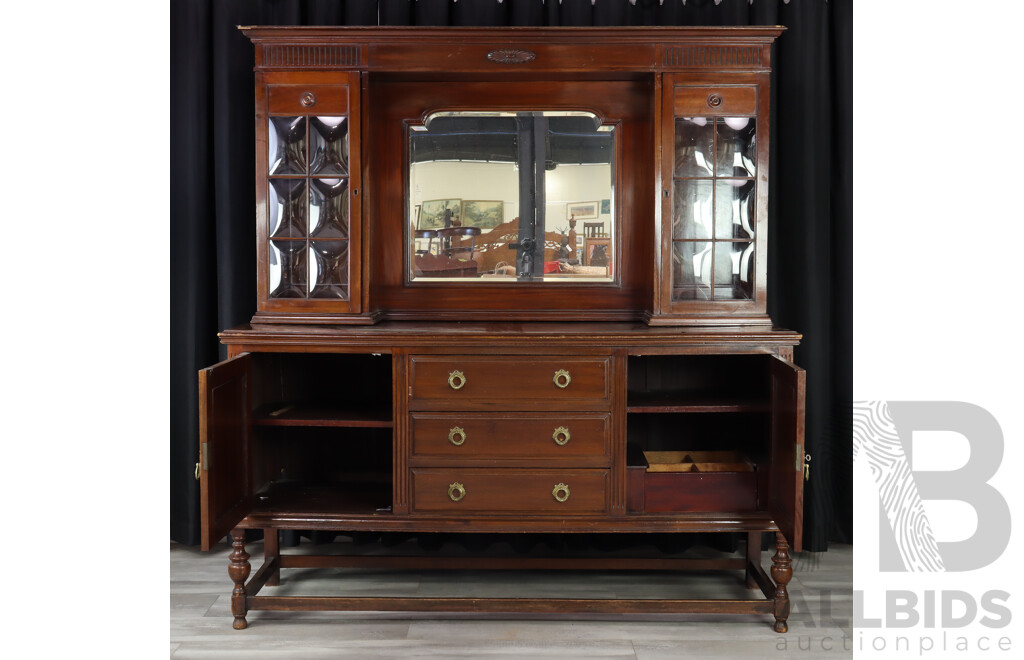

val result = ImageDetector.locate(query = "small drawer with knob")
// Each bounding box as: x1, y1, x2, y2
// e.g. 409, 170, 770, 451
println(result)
267, 84, 350, 115
673, 85, 757, 117
410, 468, 609, 514
409, 413, 611, 466
407, 355, 612, 411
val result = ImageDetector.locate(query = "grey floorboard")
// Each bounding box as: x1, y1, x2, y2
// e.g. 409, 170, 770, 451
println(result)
170, 539, 852, 658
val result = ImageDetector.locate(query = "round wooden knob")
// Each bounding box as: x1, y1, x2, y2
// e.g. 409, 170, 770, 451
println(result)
707, 93, 723, 108
300, 92, 317, 108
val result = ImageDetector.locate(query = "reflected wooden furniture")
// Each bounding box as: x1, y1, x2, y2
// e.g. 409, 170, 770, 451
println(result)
472, 217, 565, 275
583, 236, 612, 269
413, 229, 437, 256
583, 221, 605, 238
437, 226, 481, 260
199, 26, 802, 633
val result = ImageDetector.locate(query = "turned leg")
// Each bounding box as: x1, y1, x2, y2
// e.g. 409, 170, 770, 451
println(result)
746, 531, 760, 589
228, 529, 251, 630
264, 528, 280, 587
771, 532, 793, 633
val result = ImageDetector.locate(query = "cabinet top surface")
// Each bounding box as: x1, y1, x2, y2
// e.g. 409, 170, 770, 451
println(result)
240, 25, 785, 41
220, 322, 800, 348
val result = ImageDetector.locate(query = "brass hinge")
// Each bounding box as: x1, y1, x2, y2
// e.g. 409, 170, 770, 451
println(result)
194, 443, 206, 481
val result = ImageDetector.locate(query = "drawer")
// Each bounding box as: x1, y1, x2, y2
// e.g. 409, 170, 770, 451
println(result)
411, 468, 608, 514
408, 355, 612, 411
409, 413, 610, 466
673, 85, 757, 117
626, 450, 759, 513
268, 84, 350, 115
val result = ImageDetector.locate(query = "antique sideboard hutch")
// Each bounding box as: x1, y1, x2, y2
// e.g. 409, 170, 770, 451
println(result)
197, 26, 805, 632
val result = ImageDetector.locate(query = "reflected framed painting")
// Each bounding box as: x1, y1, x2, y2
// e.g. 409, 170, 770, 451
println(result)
418, 199, 462, 230
567, 200, 599, 220
462, 200, 504, 229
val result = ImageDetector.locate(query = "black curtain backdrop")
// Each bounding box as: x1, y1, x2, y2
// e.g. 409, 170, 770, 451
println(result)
171, 0, 852, 553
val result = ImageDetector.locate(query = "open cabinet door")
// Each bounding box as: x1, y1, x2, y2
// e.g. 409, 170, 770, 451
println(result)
769, 356, 806, 552
198, 353, 253, 551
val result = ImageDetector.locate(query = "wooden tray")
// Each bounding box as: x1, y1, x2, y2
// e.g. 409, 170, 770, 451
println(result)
627, 449, 759, 513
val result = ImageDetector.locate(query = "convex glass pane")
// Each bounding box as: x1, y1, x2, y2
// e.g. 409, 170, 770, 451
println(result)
672, 241, 712, 300
310, 116, 349, 176
309, 240, 349, 299
714, 180, 756, 240
672, 180, 713, 240
713, 241, 754, 299
269, 116, 307, 175
715, 117, 756, 178
269, 179, 308, 239
674, 118, 715, 177
269, 239, 307, 298
310, 178, 349, 240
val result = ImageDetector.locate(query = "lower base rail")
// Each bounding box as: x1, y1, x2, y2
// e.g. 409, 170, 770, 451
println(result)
225, 528, 794, 632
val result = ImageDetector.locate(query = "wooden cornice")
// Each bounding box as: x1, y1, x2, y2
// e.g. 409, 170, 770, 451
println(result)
239, 26, 785, 73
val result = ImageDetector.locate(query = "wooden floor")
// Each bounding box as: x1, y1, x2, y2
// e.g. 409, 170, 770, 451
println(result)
170, 537, 852, 658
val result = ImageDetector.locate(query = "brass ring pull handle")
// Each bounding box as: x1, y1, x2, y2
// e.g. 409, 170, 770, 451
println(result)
448, 482, 466, 502
448, 370, 466, 390
553, 369, 571, 389
552, 426, 571, 446
552, 483, 571, 503
300, 91, 317, 107
194, 462, 201, 481
448, 426, 466, 446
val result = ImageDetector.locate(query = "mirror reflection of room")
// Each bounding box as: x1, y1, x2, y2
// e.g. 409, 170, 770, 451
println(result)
409, 111, 615, 282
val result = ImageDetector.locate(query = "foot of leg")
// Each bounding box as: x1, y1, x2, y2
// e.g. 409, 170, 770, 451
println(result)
771, 532, 792, 633
229, 529, 251, 630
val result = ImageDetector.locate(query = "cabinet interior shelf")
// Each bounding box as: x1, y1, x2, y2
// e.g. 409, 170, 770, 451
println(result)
254, 403, 393, 428
626, 394, 768, 414
253, 482, 393, 516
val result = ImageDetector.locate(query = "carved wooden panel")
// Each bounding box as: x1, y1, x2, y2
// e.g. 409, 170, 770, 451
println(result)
262, 45, 361, 68
664, 45, 762, 68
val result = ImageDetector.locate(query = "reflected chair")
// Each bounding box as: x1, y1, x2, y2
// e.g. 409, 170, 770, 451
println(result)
414, 229, 438, 256
438, 226, 482, 261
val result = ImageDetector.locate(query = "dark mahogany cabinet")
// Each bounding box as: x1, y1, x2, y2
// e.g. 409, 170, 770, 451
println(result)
197, 27, 805, 632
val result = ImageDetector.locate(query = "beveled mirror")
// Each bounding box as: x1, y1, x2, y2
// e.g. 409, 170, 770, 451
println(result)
408, 111, 616, 283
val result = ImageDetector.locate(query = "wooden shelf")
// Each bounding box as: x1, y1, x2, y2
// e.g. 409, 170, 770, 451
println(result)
254, 403, 393, 428
252, 481, 393, 517
626, 393, 768, 414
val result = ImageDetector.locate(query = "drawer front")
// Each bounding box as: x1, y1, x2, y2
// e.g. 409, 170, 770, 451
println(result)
268, 84, 350, 115
411, 468, 608, 514
408, 355, 612, 411
410, 413, 610, 465
641, 471, 758, 513
673, 85, 757, 117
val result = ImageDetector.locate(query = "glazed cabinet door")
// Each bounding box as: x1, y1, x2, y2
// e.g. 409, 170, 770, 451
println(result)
198, 353, 253, 550
257, 72, 362, 316
656, 74, 768, 322
768, 356, 805, 552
